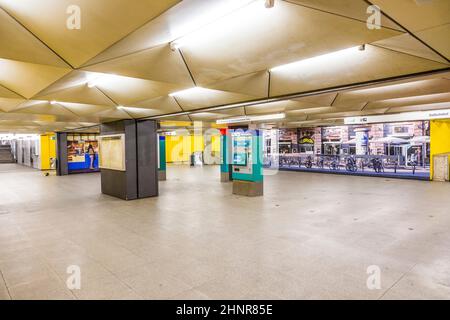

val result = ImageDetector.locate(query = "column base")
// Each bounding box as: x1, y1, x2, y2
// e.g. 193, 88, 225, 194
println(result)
232, 180, 263, 197
158, 170, 166, 181
220, 172, 230, 182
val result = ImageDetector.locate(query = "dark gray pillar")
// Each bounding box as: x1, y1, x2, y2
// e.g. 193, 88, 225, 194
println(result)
56, 132, 68, 176
100, 119, 158, 200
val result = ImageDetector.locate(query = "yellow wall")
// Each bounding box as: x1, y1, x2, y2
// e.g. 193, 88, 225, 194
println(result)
211, 135, 220, 153
166, 134, 220, 163
430, 120, 450, 179
40, 133, 56, 170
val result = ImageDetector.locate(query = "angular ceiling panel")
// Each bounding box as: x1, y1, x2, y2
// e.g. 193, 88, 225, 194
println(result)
206, 70, 269, 98
270, 45, 449, 96
0, 0, 180, 67
0, 8, 68, 67
82, 44, 193, 85
57, 102, 115, 117
133, 95, 182, 114
386, 102, 450, 114
245, 100, 317, 115
117, 106, 163, 119
287, 0, 404, 31
371, 0, 450, 32
366, 92, 450, 110
94, 75, 184, 106
0, 84, 22, 99
335, 78, 450, 105
189, 108, 246, 121
85, 0, 246, 65
94, 107, 132, 120
0, 97, 25, 112
415, 24, 450, 60
172, 88, 255, 111
13, 100, 78, 118
0, 58, 71, 98
35, 84, 115, 107
181, 0, 402, 84
372, 33, 448, 63
0, 0, 447, 133
292, 93, 338, 106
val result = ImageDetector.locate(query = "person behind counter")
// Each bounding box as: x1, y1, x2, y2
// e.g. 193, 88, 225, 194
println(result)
87, 143, 95, 170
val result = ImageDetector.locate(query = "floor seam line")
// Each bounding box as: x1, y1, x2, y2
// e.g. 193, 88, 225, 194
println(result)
377, 263, 417, 300
0, 268, 13, 300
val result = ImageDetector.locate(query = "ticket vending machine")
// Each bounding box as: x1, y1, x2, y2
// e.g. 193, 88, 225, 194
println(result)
230, 129, 263, 196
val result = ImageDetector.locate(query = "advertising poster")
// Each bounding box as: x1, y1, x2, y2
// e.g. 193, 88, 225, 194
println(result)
67, 134, 100, 173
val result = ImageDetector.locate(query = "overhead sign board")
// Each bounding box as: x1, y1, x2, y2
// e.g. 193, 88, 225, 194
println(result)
345, 109, 450, 125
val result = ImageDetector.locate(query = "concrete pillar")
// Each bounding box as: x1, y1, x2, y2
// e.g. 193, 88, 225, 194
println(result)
56, 132, 68, 176
100, 119, 158, 200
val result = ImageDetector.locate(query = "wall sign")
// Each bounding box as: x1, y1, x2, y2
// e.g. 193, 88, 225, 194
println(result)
345, 109, 450, 125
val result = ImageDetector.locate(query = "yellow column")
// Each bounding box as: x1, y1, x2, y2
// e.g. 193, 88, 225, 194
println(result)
430, 120, 450, 179
40, 133, 56, 170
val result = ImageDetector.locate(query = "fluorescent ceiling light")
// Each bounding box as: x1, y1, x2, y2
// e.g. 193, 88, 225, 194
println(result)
50, 100, 57, 105
86, 73, 120, 88
156, 111, 190, 119
270, 46, 363, 72
216, 113, 285, 124
170, 0, 260, 49
169, 87, 206, 97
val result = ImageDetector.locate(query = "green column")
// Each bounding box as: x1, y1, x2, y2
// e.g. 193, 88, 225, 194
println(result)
158, 135, 166, 181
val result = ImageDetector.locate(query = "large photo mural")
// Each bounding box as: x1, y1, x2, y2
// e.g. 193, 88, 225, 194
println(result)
265, 121, 430, 179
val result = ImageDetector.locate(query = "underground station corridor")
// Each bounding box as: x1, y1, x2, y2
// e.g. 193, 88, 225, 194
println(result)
0, 0, 450, 311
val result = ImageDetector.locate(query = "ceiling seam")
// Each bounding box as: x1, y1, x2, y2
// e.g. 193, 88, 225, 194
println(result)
409, 22, 450, 34
93, 87, 135, 119
370, 43, 450, 65
171, 96, 192, 122
78, 1, 183, 68
30, 72, 75, 100
0, 84, 27, 100
0, 7, 74, 69
360, 102, 370, 111
282, 0, 405, 33
178, 48, 197, 86
363, 0, 450, 63
330, 93, 339, 106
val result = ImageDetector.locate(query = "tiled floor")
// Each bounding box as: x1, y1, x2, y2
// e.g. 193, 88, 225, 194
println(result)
0, 163, 449, 300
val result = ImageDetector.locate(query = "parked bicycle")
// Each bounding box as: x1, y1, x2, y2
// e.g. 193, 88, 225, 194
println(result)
345, 156, 358, 172
329, 157, 339, 171
316, 156, 324, 169
304, 156, 313, 169
371, 157, 384, 173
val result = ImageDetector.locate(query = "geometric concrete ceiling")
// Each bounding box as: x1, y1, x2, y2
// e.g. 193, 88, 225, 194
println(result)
0, 0, 449, 132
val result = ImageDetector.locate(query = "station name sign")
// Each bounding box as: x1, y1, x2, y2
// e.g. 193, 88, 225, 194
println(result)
344, 109, 450, 125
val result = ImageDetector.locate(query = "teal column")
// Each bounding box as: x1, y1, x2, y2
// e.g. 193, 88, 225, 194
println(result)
158, 135, 166, 181
220, 129, 231, 182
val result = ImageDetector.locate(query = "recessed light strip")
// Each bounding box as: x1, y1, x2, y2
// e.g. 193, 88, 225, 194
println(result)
270, 46, 363, 72
216, 113, 285, 124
